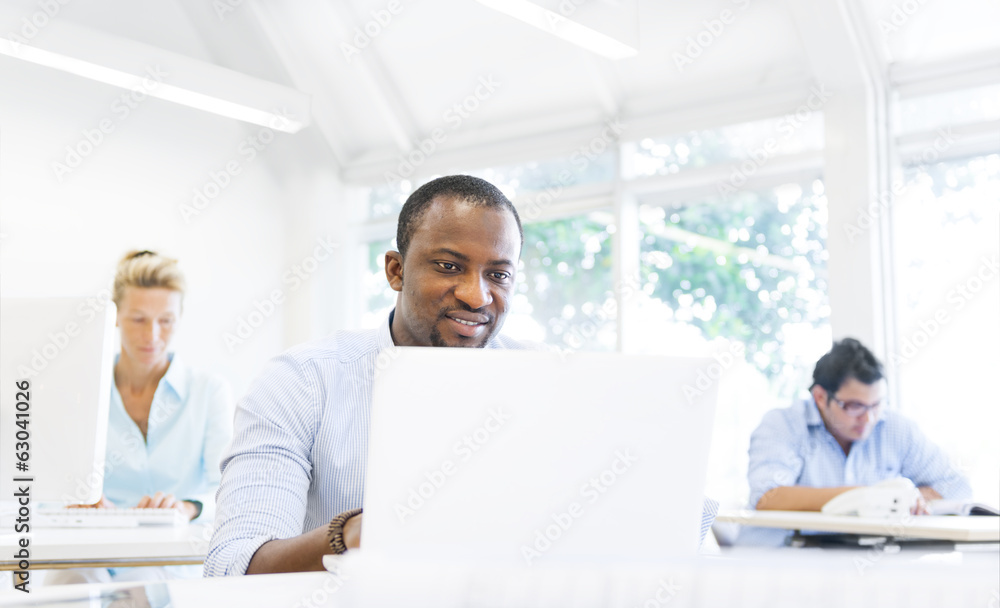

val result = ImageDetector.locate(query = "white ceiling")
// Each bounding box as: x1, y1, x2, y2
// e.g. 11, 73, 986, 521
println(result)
3, 0, 997, 182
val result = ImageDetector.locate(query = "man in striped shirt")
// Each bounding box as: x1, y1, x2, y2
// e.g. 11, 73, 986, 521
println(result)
206, 175, 717, 575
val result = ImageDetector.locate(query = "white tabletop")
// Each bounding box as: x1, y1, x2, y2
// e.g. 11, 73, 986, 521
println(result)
2, 550, 997, 608
715, 509, 1000, 542
0, 524, 210, 569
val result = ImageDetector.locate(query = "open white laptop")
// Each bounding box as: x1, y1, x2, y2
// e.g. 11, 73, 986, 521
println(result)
0, 297, 116, 505
359, 347, 718, 566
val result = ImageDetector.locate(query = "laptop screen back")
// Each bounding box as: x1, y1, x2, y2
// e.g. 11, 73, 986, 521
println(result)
363, 347, 717, 565
0, 297, 116, 505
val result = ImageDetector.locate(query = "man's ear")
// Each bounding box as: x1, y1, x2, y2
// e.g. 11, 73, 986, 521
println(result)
385, 251, 404, 292
811, 385, 827, 408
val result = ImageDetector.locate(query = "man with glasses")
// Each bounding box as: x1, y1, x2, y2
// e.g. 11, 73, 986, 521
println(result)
737, 338, 971, 546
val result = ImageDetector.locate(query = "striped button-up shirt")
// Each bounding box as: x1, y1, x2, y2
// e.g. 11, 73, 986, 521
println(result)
205, 313, 718, 574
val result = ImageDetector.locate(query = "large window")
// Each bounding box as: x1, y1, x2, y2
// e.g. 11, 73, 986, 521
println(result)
470, 152, 616, 197
363, 238, 396, 329
635, 180, 829, 397
891, 84, 1000, 503
507, 211, 617, 350
625, 114, 823, 179
633, 177, 830, 507
893, 82, 1000, 134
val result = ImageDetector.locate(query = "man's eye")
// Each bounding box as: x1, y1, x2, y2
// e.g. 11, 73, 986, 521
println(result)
437, 262, 457, 271
491, 272, 510, 281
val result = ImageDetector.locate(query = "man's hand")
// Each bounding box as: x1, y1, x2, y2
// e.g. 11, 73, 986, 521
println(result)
136, 491, 199, 520
918, 486, 942, 502
912, 486, 942, 515
757, 486, 860, 511
343, 513, 362, 550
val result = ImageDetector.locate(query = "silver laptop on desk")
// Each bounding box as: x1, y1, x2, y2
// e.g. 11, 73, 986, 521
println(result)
361, 347, 718, 565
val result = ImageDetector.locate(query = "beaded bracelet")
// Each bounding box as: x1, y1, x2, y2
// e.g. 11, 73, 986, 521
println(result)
326, 508, 363, 554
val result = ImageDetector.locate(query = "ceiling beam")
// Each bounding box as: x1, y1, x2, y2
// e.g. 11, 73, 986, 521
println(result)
339, 74, 816, 185
244, 0, 350, 167
247, 0, 420, 160
324, 0, 421, 154
172, 0, 296, 90
782, 0, 888, 91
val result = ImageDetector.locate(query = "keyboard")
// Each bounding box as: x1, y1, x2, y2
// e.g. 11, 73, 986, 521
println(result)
35, 507, 188, 528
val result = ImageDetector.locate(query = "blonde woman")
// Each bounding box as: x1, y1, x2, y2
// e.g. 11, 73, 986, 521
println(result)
51, 250, 233, 584
102, 250, 233, 523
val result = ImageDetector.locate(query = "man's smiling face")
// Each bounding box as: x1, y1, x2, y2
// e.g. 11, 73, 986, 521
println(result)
385, 195, 521, 348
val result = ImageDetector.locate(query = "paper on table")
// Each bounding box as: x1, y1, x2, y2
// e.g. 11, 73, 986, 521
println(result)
927, 499, 1000, 516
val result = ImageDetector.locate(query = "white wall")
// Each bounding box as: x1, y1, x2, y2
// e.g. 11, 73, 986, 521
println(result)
0, 56, 343, 397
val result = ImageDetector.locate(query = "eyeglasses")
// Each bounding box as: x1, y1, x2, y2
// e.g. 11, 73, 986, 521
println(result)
830, 397, 881, 418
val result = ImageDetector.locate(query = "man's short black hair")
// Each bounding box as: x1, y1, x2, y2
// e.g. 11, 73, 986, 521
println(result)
811, 337, 884, 395
395, 175, 524, 259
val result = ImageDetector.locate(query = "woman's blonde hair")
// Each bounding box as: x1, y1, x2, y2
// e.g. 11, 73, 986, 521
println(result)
112, 250, 186, 308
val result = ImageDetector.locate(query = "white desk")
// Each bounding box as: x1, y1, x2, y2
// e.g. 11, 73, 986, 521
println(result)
1, 550, 997, 607
0, 525, 210, 570
715, 509, 1000, 542
0, 571, 338, 607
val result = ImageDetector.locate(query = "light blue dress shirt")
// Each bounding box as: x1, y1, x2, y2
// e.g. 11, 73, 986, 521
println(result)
206, 313, 719, 575
104, 354, 234, 522
738, 398, 972, 546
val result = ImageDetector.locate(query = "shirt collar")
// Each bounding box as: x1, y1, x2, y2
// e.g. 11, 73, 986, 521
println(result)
805, 397, 825, 427
159, 353, 188, 400
377, 309, 397, 352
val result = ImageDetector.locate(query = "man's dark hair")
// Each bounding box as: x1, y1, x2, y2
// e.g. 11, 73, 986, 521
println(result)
395, 175, 524, 259
811, 337, 884, 395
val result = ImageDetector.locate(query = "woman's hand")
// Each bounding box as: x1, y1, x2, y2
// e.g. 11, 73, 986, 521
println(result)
67, 494, 115, 509
136, 491, 199, 520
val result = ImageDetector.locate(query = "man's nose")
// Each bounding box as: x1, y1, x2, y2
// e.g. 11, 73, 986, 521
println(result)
454, 274, 492, 310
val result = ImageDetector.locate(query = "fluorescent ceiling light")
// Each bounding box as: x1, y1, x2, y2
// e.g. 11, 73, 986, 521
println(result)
0, 20, 309, 133
477, 0, 638, 60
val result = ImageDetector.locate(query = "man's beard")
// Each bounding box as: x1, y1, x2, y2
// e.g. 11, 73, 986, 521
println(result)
429, 308, 494, 348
